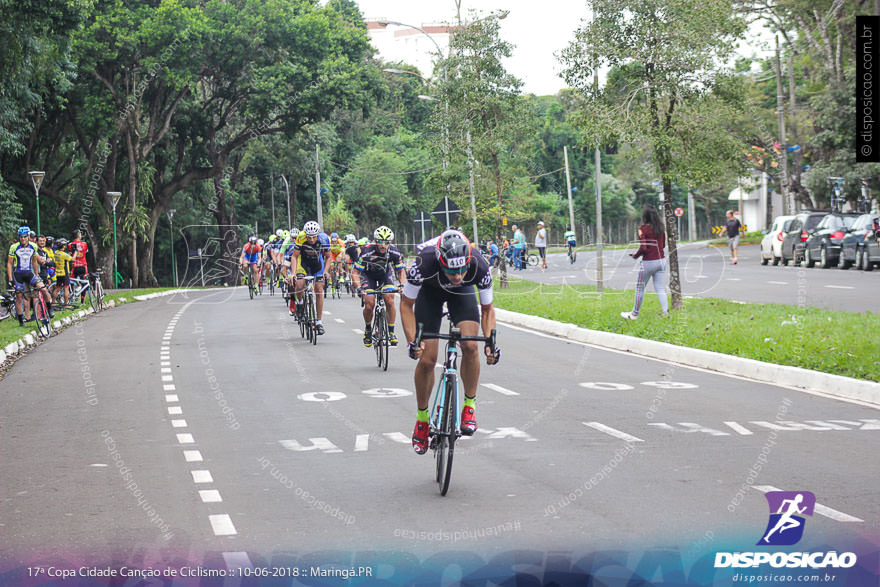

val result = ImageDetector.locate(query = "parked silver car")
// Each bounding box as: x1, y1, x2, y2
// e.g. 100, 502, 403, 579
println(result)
760, 215, 795, 265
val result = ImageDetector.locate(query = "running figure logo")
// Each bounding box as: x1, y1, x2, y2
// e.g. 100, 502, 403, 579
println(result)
758, 491, 815, 546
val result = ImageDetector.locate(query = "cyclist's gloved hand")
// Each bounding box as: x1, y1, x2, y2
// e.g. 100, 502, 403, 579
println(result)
485, 344, 501, 365
408, 341, 423, 360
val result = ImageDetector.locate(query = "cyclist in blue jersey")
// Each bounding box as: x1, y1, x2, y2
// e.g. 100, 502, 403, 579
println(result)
352, 226, 406, 347
7, 226, 54, 326
239, 235, 262, 292
292, 221, 331, 334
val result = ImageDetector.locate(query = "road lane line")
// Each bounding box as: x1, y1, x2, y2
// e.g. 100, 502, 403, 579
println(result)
161, 346, 170, 351
767, 281, 788, 285
162, 375, 173, 382
161, 361, 171, 366
824, 285, 854, 290
209, 514, 237, 536
355, 434, 369, 452
168, 406, 183, 415
199, 490, 222, 503
324, 310, 332, 315
751, 485, 863, 522
165, 394, 179, 402
171, 419, 188, 428
176, 433, 194, 444
161, 367, 172, 373
163, 384, 176, 391
334, 318, 345, 324
582, 422, 644, 442
353, 328, 364, 335
724, 421, 754, 435
726, 278, 742, 281
191, 470, 213, 483
183, 451, 203, 462
482, 383, 520, 396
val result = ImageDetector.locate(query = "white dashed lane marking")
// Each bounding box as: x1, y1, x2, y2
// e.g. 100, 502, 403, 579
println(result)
209, 514, 237, 536
824, 285, 854, 290
171, 419, 188, 428
199, 490, 223, 503
481, 383, 520, 396
183, 451, 203, 462
334, 318, 345, 324
165, 394, 178, 402
168, 407, 183, 415
767, 281, 788, 285
176, 433, 194, 444
582, 422, 645, 443
191, 470, 213, 483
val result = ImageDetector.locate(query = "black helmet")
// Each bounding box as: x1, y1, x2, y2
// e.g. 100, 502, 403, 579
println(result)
46, 236, 55, 246
435, 229, 471, 273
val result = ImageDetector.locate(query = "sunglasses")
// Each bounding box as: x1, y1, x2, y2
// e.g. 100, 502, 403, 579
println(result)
442, 266, 468, 275
376, 240, 391, 245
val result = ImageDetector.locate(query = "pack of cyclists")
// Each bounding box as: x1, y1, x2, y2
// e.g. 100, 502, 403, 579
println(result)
6, 226, 91, 327
238, 222, 502, 454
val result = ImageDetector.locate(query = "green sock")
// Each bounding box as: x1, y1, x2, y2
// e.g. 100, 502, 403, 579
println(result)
417, 408, 429, 423
464, 397, 475, 409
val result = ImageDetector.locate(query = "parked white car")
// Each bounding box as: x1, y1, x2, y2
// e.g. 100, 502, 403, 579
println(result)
761, 215, 796, 265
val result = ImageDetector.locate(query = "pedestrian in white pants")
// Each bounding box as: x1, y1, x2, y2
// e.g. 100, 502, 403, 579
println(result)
622, 205, 669, 319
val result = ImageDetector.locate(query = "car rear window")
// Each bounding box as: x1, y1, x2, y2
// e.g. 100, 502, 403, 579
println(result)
805, 215, 823, 231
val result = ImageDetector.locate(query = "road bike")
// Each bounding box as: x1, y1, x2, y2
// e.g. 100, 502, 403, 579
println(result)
241, 265, 258, 299
567, 243, 577, 264
67, 270, 104, 312
858, 178, 873, 214
11, 282, 53, 337
413, 321, 496, 496
361, 288, 398, 371
0, 289, 16, 321
296, 276, 318, 345
828, 177, 846, 213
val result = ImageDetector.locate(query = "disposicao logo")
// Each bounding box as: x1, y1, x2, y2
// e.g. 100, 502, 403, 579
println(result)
714, 490, 858, 570
758, 491, 815, 546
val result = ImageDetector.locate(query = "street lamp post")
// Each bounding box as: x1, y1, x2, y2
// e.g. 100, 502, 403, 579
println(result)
279, 175, 291, 228
167, 208, 178, 287
108, 192, 122, 288
29, 171, 46, 235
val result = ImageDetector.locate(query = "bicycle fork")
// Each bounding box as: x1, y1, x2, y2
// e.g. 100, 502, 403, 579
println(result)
431, 346, 461, 445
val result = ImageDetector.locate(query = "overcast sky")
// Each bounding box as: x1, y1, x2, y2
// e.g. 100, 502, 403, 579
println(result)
353, 1, 776, 96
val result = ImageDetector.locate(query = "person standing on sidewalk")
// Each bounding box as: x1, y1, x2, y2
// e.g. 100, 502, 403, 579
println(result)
725, 210, 742, 265
621, 205, 668, 320
534, 221, 548, 269
511, 225, 526, 270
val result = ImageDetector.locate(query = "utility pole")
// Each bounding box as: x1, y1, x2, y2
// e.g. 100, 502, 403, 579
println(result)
315, 143, 323, 227
775, 36, 793, 215
687, 188, 696, 241
270, 172, 276, 230
787, 50, 800, 224
593, 65, 604, 292
564, 146, 575, 234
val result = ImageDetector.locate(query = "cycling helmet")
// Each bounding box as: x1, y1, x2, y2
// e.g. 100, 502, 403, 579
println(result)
18, 226, 30, 236
374, 226, 394, 242
330, 232, 339, 240
283, 230, 291, 239
289, 227, 299, 236
345, 234, 356, 243
46, 236, 55, 246
303, 221, 320, 236
275, 229, 284, 237
29, 230, 36, 239
248, 234, 257, 243
358, 237, 368, 246
436, 229, 471, 272
56, 238, 68, 248
257, 238, 265, 246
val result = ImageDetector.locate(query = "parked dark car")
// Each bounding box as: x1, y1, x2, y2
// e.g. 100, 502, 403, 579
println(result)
780, 212, 826, 266
802, 212, 860, 268
840, 212, 880, 271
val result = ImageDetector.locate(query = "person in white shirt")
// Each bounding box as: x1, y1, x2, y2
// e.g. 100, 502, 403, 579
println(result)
534, 221, 548, 269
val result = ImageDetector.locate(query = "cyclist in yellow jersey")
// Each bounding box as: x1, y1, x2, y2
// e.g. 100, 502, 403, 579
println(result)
292, 221, 331, 334
52, 238, 74, 307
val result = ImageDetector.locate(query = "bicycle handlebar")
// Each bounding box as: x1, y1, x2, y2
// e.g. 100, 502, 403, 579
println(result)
414, 322, 496, 350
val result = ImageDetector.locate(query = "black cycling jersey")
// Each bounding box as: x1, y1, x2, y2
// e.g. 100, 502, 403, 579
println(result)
404, 245, 492, 293
354, 244, 404, 277
345, 245, 360, 263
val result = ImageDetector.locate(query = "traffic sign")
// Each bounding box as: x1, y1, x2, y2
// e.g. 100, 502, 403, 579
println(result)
674, 207, 684, 218
432, 197, 462, 228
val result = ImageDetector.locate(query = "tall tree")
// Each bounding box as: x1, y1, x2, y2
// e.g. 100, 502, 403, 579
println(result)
561, 0, 747, 309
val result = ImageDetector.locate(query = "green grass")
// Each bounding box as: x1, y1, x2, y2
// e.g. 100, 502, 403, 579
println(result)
0, 287, 178, 349
493, 277, 880, 382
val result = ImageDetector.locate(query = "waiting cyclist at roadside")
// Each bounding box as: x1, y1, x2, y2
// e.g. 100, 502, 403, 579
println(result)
239, 235, 262, 291
69, 230, 89, 282
292, 221, 331, 335
34, 235, 55, 285
7, 226, 54, 325
352, 226, 406, 347
52, 238, 74, 307
400, 229, 500, 455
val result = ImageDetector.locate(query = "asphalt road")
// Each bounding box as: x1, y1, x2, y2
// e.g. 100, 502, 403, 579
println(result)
522, 243, 876, 313
0, 289, 877, 582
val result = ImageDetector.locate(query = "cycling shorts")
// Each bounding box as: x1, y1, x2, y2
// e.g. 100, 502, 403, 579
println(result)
242, 252, 260, 264
296, 254, 325, 281
72, 266, 87, 279
364, 272, 396, 292
56, 275, 70, 288
12, 270, 43, 292
414, 284, 479, 335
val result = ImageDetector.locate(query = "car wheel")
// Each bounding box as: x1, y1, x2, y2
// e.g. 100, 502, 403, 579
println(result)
772, 254, 780, 266
761, 253, 769, 266
819, 246, 829, 269
865, 248, 875, 272
804, 247, 815, 268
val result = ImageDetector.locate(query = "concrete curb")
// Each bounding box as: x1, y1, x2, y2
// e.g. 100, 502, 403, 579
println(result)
495, 308, 880, 406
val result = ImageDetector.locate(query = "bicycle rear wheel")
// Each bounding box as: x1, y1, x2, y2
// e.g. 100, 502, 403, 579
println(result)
88, 281, 98, 312
269, 266, 275, 296
95, 279, 105, 311
374, 310, 386, 369
436, 373, 456, 496
248, 266, 255, 299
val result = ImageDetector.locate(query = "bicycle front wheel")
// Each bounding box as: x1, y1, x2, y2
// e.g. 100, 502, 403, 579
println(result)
88, 282, 98, 312
308, 292, 318, 345
527, 253, 539, 266
95, 279, 105, 311
248, 267, 255, 299
34, 293, 52, 338
374, 311, 386, 369
436, 372, 457, 496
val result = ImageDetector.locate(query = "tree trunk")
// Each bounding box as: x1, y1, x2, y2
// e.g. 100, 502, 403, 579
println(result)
211, 175, 241, 286
662, 179, 683, 310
